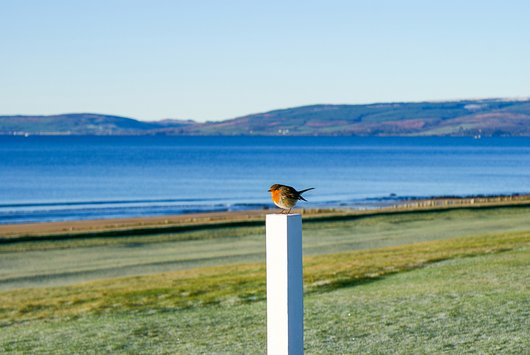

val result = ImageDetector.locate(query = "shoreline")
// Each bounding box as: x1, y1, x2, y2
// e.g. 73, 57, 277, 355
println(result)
1, 194, 530, 240
3, 192, 530, 226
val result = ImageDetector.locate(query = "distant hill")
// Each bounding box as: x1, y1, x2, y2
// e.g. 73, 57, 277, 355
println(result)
0, 113, 194, 135
174, 98, 530, 136
2, 98, 530, 136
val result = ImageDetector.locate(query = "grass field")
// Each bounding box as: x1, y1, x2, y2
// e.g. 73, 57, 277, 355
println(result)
1, 204, 529, 353
2, 205, 530, 290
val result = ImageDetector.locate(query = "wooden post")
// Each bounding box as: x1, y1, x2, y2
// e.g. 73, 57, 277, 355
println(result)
266, 214, 304, 355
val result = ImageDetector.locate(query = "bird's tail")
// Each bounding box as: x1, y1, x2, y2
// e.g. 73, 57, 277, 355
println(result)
297, 187, 315, 201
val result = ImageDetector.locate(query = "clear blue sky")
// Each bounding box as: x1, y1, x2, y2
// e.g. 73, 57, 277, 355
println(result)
1, 0, 529, 121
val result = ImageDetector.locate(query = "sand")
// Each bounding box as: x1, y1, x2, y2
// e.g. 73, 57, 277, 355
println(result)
1, 194, 529, 239
0, 209, 274, 238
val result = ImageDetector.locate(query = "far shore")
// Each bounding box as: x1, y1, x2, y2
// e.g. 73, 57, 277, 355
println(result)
1, 194, 530, 240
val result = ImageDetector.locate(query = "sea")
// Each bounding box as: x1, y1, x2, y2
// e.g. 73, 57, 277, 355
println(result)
1, 136, 530, 224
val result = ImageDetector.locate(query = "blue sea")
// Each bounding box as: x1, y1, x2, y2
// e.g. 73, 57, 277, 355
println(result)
1, 136, 530, 224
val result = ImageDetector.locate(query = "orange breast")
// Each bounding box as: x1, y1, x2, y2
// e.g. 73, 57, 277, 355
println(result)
271, 189, 281, 204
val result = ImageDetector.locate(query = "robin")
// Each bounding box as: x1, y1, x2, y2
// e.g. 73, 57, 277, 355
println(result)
268, 184, 315, 214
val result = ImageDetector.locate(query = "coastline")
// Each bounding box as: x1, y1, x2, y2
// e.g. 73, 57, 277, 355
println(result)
1, 193, 530, 240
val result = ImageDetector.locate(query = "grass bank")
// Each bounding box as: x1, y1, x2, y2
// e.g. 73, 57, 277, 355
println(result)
1, 244, 528, 353
0, 203, 529, 352
2, 204, 530, 290
1, 230, 528, 326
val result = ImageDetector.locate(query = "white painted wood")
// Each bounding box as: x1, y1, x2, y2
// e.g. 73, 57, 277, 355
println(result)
266, 214, 304, 355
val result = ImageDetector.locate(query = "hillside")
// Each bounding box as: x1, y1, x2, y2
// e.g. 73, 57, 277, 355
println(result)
176, 98, 530, 136
2, 98, 530, 136
0, 113, 193, 135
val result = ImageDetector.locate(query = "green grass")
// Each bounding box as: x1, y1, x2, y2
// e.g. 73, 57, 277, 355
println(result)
0, 230, 528, 326
0, 205, 529, 352
2, 206, 530, 290
305, 247, 530, 353
1, 246, 527, 353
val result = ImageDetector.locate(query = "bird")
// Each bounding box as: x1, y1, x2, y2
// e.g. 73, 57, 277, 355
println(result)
268, 184, 315, 214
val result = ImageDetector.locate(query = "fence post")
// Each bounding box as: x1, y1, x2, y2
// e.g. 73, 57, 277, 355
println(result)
266, 214, 304, 355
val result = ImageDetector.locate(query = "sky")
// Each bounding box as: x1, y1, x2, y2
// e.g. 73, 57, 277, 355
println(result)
1, 1, 529, 122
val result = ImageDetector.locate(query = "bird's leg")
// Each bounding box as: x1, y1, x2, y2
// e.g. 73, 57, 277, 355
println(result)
287, 208, 292, 214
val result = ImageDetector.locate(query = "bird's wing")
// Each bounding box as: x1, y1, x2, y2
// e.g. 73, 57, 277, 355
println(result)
283, 187, 301, 200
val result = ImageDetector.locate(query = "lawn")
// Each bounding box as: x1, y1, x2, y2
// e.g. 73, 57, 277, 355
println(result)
0, 204, 529, 353
1, 243, 527, 353
2, 205, 530, 290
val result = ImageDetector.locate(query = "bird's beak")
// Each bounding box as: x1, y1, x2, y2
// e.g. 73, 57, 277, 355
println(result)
267, 189, 271, 192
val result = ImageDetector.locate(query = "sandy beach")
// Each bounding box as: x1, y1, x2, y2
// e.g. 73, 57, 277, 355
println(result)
1, 194, 529, 239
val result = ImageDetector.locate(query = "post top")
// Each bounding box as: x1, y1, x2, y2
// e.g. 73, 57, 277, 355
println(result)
266, 213, 301, 219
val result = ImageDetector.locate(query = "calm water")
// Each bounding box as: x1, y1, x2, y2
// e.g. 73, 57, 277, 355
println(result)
1, 136, 530, 224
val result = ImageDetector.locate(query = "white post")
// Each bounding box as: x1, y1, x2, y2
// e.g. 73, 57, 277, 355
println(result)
266, 214, 304, 355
